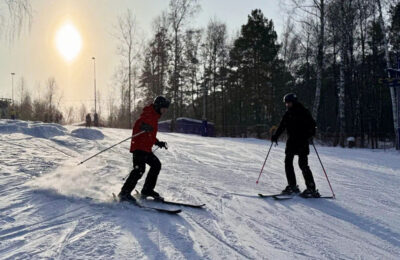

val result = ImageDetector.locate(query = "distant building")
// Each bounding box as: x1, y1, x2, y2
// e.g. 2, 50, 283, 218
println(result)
158, 117, 215, 137
0, 98, 12, 119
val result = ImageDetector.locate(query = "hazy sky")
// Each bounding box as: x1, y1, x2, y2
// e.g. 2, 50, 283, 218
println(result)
0, 0, 287, 113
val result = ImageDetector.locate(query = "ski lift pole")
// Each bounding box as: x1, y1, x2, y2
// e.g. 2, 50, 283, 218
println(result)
78, 131, 145, 165
256, 142, 274, 184
312, 142, 336, 199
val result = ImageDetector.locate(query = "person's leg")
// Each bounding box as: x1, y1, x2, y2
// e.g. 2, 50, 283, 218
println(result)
298, 154, 316, 190
141, 153, 161, 193
284, 153, 297, 187
120, 151, 147, 196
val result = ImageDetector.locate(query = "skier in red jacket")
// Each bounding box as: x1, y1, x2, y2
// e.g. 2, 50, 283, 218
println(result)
118, 96, 170, 202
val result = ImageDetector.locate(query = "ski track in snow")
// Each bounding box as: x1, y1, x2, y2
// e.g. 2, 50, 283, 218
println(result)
0, 120, 400, 259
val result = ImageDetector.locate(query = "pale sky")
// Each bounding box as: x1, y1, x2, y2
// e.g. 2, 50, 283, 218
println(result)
0, 0, 287, 113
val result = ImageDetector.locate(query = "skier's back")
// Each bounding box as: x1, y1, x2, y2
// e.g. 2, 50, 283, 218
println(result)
118, 96, 170, 203
272, 93, 319, 197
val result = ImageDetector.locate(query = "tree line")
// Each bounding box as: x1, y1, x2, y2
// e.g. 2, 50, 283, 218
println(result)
109, 0, 399, 148
2, 0, 399, 149
3, 77, 64, 123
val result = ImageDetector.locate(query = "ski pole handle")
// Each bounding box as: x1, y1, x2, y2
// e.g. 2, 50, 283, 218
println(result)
256, 142, 273, 184
78, 131, 145, 165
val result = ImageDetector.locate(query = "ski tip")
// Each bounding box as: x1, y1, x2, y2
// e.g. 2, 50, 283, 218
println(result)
153, 208, 182, 214
187, 204, 206, 208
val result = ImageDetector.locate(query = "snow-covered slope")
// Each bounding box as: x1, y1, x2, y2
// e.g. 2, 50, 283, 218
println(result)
0, 120, 399, 259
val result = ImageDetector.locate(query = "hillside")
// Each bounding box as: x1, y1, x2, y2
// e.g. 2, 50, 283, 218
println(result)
0, 120, 399, 259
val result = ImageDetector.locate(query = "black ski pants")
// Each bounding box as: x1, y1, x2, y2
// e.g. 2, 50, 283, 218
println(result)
120, 150, 161, 195
284, 153, 316, 190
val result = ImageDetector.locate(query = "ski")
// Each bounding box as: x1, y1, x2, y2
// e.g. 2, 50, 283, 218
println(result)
112, 193, 182, 214
135, 190, 205, 208
273, 194, 334, 200
300, 196, 335, 199
272, 195, 295, 200
258, 193, 288, 198
159, 200, 205, 208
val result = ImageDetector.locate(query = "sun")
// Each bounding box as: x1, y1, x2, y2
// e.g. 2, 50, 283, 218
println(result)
55, 21, 82, 62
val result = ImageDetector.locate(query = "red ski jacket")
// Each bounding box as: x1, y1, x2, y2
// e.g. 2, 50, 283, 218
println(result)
130, 104, 160, 153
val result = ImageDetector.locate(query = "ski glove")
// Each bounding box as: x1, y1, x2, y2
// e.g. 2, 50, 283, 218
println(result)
140, 123, 153, 132
155, 140, 168, 149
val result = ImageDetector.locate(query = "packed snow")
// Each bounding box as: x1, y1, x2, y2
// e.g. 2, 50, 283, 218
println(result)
0, 120, 399, 259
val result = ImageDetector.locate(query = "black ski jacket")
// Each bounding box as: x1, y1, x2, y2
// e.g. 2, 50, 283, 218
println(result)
274, 102, 316, 155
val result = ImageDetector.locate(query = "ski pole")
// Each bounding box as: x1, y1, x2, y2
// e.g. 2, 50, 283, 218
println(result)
256, 142, 274, 184
78, 131, 145, 165
312, 142, 336, 199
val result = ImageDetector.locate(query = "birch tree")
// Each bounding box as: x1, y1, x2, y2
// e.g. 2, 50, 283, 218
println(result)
0, 0, 31, 41
290, 0, 329, 120
168, 0, 200, 129
115, 9, 140, 128
376, 0, 398, 147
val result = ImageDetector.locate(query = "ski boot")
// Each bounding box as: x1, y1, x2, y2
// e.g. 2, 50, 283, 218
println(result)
118, 192, 137, 203
281, 185, 300, 195
300, 188, 321, 198
141, 189, 164, 201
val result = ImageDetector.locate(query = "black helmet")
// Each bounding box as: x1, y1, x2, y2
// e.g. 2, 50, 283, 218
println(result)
283, 93, 298, 103
153, 96, 170, 113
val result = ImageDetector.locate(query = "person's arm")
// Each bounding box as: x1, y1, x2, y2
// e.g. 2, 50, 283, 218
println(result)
273, 113, 287, 139
140, 122, 153, 132
136, 114, 153, 133
305, 109, 316, 138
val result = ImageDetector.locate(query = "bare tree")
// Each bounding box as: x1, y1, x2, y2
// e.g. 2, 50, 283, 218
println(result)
46, 77, 56, 111
202, 19, 228, 125
281, 18, 300, 73
153, 12, 171, 96
289, 0, 329, 120
139, 13, 171, 103
168, 0, 200, 129
79, 103, 87, 122
64, 106, 75, 124
0, 0, 32, 42
18, 76, 26, 105
115, 9, 140, 128
44, 77, 58, 122
377, 0, 398, 148
183, 28, 202, 118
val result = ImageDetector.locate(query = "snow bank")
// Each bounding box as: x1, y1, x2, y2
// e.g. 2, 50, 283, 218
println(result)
0, 119, 67, 138
70, 128, 105, 140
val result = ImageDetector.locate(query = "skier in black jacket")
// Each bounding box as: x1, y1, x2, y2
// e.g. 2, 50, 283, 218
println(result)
271, 93, 320, 198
